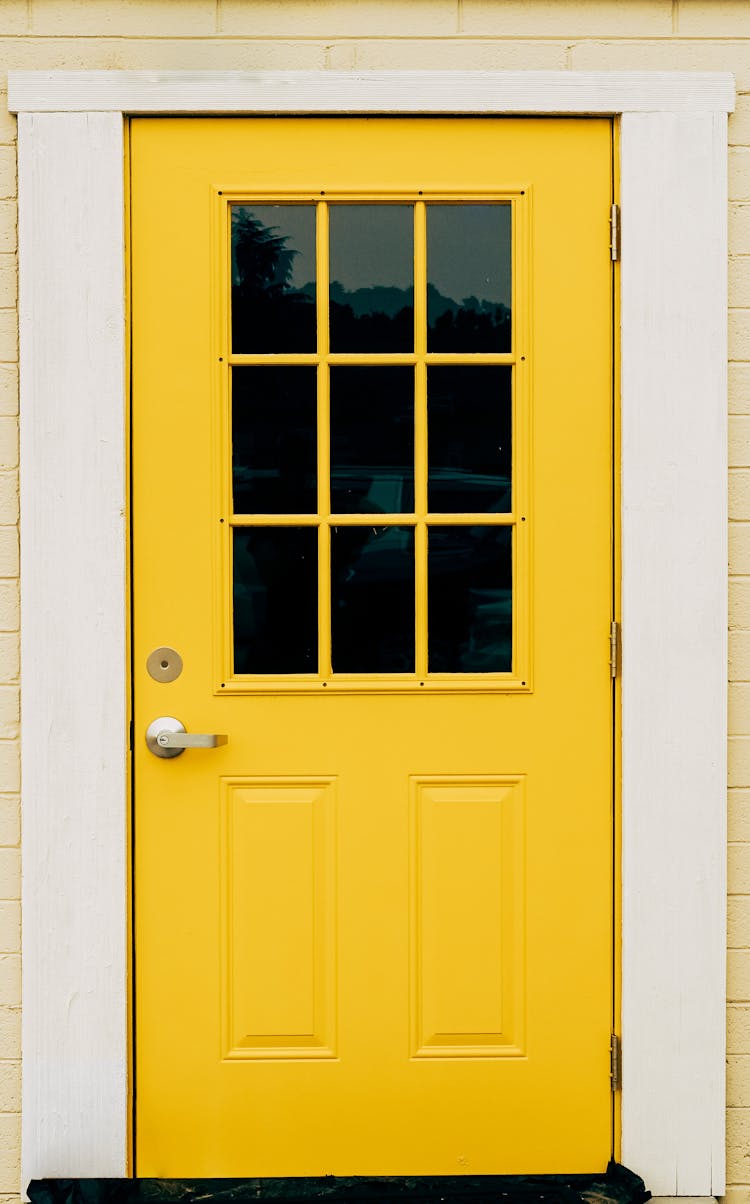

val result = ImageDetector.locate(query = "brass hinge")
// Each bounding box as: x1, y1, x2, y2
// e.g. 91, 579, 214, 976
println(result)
610, 620, 619, 679
610, 1033, 622, 1091
610, 203, 620, 261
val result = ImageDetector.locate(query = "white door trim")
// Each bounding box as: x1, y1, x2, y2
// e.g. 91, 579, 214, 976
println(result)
7, 68, 734, 113
9, 70, 734, 1198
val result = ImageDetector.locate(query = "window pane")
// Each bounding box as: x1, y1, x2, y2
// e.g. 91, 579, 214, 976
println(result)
428, 366, 511, 513
427, 205, 511, 352
429, 526, 512, 672
332, 526, 414, 672
231, 205, 316, 353
330, 367, 414, 514
234, 528, 317, 674
232, 367, 317, 515
329, 206, 414, 352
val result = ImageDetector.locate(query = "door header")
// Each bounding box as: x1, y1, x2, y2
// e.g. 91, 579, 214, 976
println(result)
8, 69, 735, 114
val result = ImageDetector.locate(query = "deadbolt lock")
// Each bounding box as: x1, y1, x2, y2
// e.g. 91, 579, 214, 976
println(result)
146, 647, 183, 683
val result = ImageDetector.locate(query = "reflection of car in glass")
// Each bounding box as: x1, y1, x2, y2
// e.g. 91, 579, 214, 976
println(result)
328, 466, 512, 516
427, 524, 512, 672
427, 468, 511, 513
331, 516, 512, 675
330, 465, 413, 515
332, 523, 414, 672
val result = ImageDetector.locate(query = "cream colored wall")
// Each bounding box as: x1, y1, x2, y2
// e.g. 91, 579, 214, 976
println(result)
0, 0, 745, 1198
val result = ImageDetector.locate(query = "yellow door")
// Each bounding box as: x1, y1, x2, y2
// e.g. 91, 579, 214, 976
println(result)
132, 117, 614, 1177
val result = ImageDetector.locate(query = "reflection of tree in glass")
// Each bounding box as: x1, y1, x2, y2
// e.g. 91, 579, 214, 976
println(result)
231, 211, 316, 352
330, 281, 414, 352
427, 285, 512, 352
328, 281, 511, 353
231, 210, 511, 354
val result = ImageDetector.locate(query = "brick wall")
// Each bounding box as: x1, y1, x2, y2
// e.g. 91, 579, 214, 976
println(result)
0, 23, 19, 1202
0, 0, 746, 1198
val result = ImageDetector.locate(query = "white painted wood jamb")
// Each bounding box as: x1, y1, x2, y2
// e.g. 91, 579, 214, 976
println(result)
18, 111, 129, 1187
619, 110, 729, 1195
9, 71, 733, 1197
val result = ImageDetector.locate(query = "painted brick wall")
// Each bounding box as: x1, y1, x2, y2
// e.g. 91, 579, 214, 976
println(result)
0, 0, 745, 1199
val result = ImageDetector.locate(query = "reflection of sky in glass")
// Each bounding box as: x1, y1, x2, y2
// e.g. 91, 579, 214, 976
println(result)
231, 205, 316, 289
230, 204, 511, 304
428, 205, 511, 307
330, 206, 413, 291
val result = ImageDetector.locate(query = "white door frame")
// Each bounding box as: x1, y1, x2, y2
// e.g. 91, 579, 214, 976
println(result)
8, 70, 735, 1197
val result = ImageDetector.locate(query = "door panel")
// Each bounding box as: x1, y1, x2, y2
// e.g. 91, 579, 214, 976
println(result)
222, 777, 337, 1059
132, 117, 613, 1176
410, 776, 524, 1058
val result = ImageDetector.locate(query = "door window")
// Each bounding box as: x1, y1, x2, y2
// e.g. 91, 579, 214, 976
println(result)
228, 199, 523, 687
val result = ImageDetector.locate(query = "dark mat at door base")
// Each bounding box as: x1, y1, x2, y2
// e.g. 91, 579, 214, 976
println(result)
28, 1163, 650, 1204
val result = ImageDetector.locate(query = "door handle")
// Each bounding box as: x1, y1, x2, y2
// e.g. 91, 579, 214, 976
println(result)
146, 716, 228, 759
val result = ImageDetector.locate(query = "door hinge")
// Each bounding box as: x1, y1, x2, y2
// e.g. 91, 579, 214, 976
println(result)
610, 1033, 622, 1091
610, 620, 619, 679
610, 203, 620, 261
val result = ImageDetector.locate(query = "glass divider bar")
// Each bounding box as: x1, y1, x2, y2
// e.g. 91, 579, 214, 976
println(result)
227, 354, 515, 366
317, 201, 332, 676
414, 201, 428, 678
230, 513, 515, 526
